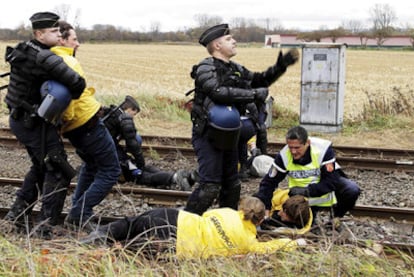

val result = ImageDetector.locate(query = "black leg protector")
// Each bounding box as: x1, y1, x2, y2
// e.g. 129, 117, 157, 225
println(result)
4, 197, 30, 227
38, 178, 71, 226
218, 179, 241, 210
256, 127, 268, 155
184, 183, 220, 215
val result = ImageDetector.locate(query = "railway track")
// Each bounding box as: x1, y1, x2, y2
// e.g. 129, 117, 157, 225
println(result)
0, 128, 413, 172
1, 177, 414, 223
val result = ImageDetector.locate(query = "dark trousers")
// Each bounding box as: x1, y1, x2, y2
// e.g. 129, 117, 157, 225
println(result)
10, 116, 70, 223
238, 118, 256, 167
185, 130, 240, 214
137, 165, 174, 187
65, 120, 120, 220
333, 176, 361, 217
104, 208, 179, 242
192, 131, 239, 184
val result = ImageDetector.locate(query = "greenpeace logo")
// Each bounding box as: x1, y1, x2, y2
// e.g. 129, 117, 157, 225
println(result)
210, 216, 234, 248
288, 168, 320, 179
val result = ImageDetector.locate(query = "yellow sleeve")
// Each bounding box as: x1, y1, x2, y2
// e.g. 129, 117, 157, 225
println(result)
248, 237, 299, 254
270, 188, 290, 214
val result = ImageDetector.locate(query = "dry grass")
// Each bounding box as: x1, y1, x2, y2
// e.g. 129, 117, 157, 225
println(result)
1, 42, 414, 147
0, 233, 412, 276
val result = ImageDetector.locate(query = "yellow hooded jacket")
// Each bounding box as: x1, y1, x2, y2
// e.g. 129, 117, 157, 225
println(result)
176, 208, 299, 259
50, 46, 101, 133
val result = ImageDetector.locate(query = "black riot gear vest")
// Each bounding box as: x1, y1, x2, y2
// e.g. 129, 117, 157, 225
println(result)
5, 40, 86, 111
102, 105, 145, 169
5, 41, 48, 109
102, 105, 123, 141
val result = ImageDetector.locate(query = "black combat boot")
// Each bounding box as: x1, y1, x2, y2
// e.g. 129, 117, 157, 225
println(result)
174, 169, 192, 191
4, 197, 31, 228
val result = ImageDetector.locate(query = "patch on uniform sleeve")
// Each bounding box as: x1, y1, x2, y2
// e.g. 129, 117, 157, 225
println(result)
269, 165, 278, 177
325, 163, 334, 172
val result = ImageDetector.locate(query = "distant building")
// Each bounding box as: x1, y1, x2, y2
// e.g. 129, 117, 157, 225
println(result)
264, 35, 281, 48
265, 34, 413, 48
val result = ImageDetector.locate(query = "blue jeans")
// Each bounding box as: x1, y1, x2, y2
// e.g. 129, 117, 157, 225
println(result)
65, 120, 120, 221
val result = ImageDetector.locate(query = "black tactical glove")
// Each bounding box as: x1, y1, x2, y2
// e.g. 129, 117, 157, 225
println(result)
289, 187, 310, 197
281, 48, 299, 67
254, 87, 268, 102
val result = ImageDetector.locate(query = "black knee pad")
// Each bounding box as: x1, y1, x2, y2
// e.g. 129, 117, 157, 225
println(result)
45, 148, 76, 179
185, 183, 220, 215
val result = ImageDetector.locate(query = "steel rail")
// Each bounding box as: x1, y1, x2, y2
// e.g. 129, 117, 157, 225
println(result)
1, 135, 413, 172
1, 127, 413, 159
1, 177, 414, 222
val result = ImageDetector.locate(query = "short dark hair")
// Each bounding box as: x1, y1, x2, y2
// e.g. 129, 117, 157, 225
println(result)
282, 195, 310, 228
286, 125, 308, 144
57, 20, 74, 40
121, 95, 140, 112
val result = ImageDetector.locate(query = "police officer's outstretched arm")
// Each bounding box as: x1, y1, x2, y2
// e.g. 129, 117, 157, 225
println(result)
119, 115, 145, 169
251, 48, 299, 88
36, 49, 86, 99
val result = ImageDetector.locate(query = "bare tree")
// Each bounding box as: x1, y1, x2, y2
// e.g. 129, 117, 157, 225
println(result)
230, 17, 248, 29
326, 27, 347, 42
193, 14, 223, 28
257, 17, 283, 32
356, 30, 372, 48
73, 8, 82, 29
369, 3, 397, 46
150, 21, 161, 41
150, 21, 161, 33
406, 27, 414, 47
297, 30, 325, 42
53, 4, 71, 21
52, 4, 83, 29
341, 19, 365, 34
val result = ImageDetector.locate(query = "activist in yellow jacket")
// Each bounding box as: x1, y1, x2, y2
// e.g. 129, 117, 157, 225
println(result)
261, 188, 312, 235
50, 46, 101, 133
176, 206, 298, 258
81, 196, 305, 259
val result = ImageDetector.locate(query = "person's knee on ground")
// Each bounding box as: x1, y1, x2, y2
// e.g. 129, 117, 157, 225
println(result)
333, 177, 361, 217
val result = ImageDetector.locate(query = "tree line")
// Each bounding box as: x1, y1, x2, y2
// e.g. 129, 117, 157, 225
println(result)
1, 3, 413, 47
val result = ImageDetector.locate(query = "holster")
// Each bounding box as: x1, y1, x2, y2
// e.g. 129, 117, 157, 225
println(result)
191, 105, 207, 136
45, 150, 77, 180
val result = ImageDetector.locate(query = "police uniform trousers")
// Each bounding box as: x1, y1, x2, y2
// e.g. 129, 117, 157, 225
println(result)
238, 118, 256, 168
185, 130, 240, 214
9, 115, 69, 220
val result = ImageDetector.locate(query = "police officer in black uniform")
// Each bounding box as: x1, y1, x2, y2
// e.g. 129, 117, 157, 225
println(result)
185, 23, 299, 215
3, 12, 86, 239
102, 96, 192, 190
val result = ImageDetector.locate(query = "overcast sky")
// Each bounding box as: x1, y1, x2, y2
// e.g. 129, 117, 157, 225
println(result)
1, 1, 413, 32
